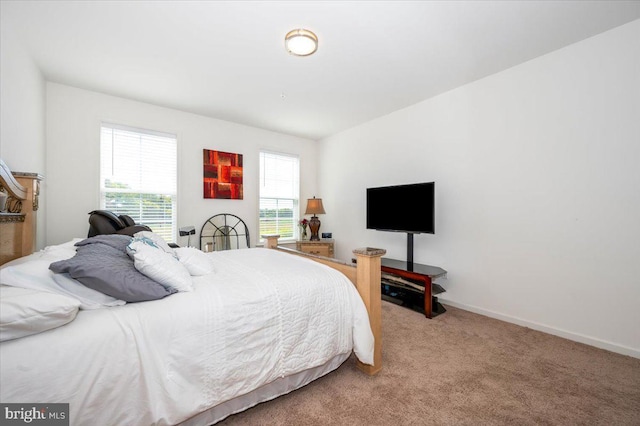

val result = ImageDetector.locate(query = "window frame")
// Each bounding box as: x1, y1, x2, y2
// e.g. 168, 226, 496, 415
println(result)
99, 122, 178, 242
258, 150, 300, 243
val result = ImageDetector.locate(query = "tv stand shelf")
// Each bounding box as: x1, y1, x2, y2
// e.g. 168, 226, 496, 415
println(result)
381, 258, 447, 318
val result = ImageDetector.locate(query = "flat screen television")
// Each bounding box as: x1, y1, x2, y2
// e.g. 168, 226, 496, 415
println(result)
366, 182, 435, 234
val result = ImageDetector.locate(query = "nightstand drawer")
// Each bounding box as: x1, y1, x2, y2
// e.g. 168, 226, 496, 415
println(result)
298, 244, 331, 257
296, 240, 334, 258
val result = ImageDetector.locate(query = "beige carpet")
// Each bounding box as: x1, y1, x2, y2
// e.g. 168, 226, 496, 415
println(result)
220, 301, 640, 425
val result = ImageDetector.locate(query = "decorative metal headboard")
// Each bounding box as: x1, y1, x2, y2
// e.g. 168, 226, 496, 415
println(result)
199, 213, 250, 252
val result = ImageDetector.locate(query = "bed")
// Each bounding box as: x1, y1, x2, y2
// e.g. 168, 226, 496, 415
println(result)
0, 160, 385, 425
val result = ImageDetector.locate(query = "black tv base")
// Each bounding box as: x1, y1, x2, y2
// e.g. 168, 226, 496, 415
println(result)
381, 281, 447, 317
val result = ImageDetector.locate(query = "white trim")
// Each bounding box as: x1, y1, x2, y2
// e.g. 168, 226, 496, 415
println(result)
101, 121, 176, 139
438, 297, 640, 359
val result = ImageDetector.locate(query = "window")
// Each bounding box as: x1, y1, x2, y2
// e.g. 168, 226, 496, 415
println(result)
100, 123, 177, 242
259, 151, 300, 241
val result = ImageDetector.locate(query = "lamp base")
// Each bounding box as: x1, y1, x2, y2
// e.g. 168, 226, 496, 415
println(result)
308, 215, 321, 241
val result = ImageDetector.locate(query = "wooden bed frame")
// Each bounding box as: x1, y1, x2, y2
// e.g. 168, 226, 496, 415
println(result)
0, 159, 43, 266
264, 235, 385, 375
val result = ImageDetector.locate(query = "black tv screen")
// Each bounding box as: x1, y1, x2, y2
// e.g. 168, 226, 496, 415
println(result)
366, 182, 435, 234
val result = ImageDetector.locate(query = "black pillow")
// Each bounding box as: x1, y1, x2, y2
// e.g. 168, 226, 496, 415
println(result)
119, 214, 136, 227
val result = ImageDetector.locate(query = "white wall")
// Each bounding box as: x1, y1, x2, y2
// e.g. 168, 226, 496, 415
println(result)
46, 83, 317, 247
0, 20, 47, 249
319, 20, 640, 357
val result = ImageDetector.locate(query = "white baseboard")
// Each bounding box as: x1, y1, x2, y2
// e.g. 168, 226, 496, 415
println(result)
437, 298, 640, 359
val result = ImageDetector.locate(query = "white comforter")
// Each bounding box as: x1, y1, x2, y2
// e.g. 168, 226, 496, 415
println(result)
0, 247, 373, 425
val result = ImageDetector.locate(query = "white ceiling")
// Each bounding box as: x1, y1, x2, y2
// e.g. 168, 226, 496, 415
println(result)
2, 1, 640, 140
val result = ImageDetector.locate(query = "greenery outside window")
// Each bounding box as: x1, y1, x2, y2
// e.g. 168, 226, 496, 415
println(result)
100, 123, 177, 242
259, 151, 300, 241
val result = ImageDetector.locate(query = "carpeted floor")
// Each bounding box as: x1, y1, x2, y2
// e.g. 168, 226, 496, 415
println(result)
220, 301, 640, 425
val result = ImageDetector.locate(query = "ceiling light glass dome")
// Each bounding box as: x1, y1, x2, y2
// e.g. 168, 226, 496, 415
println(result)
285, 29, 318, 56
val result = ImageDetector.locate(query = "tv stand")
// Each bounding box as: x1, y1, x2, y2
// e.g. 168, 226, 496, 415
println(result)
381, 258, 447, 318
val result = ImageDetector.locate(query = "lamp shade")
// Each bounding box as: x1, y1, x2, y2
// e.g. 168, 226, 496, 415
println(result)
305, 197, 325, 215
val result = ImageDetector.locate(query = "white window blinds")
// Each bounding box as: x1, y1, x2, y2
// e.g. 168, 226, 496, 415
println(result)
100, 123, 177, 242
259, 151, 300, 241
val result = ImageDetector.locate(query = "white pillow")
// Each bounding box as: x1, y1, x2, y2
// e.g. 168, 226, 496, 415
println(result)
0, 260, 126, 310
127, 238, 193, 292
43, 238, 83, 254
174, 247, 215, 276
0, 238, 81, 268
133, 231, 175, 255
0, 285, 81, 342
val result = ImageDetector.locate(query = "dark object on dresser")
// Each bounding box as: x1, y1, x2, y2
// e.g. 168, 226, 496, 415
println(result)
87, 210, 151, 237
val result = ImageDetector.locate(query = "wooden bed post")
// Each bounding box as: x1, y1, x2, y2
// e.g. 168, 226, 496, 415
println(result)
263, 234, 280, 249
353, 247, 386, 375
13, 172, 43, 256
262, 234, 386, 375
0, 159, 43, 265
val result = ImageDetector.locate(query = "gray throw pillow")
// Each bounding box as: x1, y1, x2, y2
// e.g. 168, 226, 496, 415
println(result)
50, 236, 175, 302
74, 234, 132, 252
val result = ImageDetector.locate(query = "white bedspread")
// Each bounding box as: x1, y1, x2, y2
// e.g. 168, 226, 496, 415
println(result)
0, 247, 373, 425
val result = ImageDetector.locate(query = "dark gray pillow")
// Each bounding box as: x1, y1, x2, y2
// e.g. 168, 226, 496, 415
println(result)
75, 234, 132, 252
50, 237, 175, 302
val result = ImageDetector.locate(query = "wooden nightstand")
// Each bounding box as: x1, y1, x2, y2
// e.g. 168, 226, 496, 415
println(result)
296, 239, 335, 258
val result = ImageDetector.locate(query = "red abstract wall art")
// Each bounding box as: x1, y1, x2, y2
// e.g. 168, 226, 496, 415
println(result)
203, 149, 243, 199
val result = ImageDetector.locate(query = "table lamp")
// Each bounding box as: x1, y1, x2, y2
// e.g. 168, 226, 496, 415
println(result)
304, 197, 326, 241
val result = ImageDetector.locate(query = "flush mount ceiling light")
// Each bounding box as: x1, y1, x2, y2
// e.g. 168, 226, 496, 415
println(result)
285, 29, 318, 56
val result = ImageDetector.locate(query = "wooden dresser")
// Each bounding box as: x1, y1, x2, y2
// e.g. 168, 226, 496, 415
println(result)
296, 239, 335, 258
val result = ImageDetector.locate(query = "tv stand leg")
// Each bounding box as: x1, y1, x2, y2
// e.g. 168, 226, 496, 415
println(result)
424, 276, 432, 318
